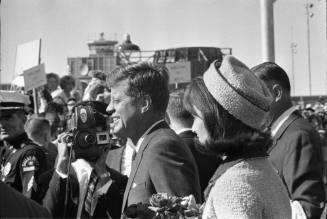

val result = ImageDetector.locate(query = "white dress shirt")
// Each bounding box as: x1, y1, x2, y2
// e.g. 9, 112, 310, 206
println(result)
121, 139, 137, 177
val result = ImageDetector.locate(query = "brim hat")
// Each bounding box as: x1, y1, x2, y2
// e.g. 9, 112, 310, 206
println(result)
203, 55, 273, 130
0, 90, 31, 115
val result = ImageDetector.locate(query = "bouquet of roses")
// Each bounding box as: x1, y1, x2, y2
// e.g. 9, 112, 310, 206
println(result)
124, 193, 202, 219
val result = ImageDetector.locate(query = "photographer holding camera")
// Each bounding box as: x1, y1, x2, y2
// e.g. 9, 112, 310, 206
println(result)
43, 101, 127, 219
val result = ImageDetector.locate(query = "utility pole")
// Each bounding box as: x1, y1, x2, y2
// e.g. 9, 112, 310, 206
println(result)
260, 0, 276, 62
305, 0, 314, 96
291, 27, 297, 96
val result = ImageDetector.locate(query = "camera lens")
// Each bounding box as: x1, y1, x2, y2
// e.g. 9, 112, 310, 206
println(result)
85, 134, 96, 144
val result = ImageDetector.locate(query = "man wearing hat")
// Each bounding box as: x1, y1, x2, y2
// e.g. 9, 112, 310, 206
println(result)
0, 90, 47, 203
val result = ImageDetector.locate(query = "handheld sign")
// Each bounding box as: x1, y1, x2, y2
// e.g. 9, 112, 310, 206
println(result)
15, 39, 41, 76
23, 63, 46, 91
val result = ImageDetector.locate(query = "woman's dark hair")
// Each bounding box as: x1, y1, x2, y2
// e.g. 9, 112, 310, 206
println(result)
46, 73, 60, 83
60, 75, 76, 90
183, 77, 271, 157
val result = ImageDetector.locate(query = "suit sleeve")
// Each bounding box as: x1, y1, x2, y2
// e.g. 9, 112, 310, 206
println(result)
283, 131, 326, 219
148, 138, 202, 203
0, 181, 51, 218
42, 170, 69, 217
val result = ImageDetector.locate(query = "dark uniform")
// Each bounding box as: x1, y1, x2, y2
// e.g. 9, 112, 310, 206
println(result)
0, 132, 47, 203
0, 90, 47, 204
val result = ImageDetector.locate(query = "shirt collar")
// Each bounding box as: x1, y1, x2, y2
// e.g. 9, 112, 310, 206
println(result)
176, 128, 192, 135
271, 106, 297, 137
135, 119, 165, 152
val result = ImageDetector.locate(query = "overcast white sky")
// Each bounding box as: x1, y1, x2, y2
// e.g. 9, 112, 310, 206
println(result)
1, 0, 326, 96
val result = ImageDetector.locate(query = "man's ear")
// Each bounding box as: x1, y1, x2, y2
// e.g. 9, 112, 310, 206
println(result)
272, 84, 283, 102
140, 95, 152, 114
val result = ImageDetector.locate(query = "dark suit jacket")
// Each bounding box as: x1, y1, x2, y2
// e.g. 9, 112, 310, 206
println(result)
43, 166, 127, 218
122, 121, 202, 212
269, 111, 326, 219
179, 130, 221, 194
106, 146, 126, 174
0, 181, 51, 218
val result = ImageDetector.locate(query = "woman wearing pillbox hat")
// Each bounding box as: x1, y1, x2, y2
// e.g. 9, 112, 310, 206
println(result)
183, 56, 291, 218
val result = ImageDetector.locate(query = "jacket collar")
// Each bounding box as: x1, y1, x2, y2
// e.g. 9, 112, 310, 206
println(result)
268, 111, 300, 153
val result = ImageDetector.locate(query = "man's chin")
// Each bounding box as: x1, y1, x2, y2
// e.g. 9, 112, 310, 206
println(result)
112, 128, 127, 138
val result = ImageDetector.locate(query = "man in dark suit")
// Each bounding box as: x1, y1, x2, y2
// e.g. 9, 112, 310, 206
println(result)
0, 181, 51, 218
106, 62, 202, 214
43, 101, 127, 218
166, 90, 221, 194
252, 62, 326, 219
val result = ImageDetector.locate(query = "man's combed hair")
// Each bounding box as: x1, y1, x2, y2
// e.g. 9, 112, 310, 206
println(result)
251, 62, 291, 93
107, 62, 170, 114
167, 90, 193, 123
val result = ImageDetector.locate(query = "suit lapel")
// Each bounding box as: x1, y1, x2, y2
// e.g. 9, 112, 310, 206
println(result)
122, 121, 168, 210
106, 147, 125, 173
269, 111, 300, 153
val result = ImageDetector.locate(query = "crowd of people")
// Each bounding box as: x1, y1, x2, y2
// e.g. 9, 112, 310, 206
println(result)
0, 55, 326, 218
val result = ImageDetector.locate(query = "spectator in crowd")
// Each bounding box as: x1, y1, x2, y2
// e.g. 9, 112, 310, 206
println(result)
43, 101, 127, 218
0, 91, 47, 203
184, 56, 291, 218
66, 97, 77, 116
42, 101, 66, 140
252, 62, 326, 219
53, 75, 81, 105
166, 90, 221, 194
46, 72, 60, 94
38, 72, 60, 113
106, 62, 202, 213
25, 116, 57, 170
83, 71, 109, 102
0, 181, 51, 218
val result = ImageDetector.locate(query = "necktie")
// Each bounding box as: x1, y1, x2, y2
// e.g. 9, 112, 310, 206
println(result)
132, 149, 137, 161
84, 170, 98, 216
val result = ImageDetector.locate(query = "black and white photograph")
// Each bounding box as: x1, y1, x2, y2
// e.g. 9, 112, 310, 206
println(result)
0, 0, 327, 218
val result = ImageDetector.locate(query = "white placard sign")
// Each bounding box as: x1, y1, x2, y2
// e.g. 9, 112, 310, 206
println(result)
166, 62, 191, 84
23, 63, 46, 91
14, 39, 41, 76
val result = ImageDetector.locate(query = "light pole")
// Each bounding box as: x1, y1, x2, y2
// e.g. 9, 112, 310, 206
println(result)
291, 41, 297, 95
305, 0, 314, 96
260, 0, 276, 62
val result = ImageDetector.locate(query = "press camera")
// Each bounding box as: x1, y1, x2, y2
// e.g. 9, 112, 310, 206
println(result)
64, 101, 110, 161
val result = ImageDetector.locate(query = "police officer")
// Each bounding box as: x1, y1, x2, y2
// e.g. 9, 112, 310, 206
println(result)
0, 90, 47, 203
